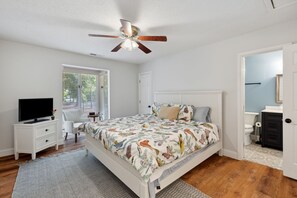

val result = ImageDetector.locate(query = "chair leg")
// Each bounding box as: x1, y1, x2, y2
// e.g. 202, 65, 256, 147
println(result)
65, 132, 68, 140
75, 133, 77, 143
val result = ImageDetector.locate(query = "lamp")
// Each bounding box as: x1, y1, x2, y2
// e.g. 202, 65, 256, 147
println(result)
121, 38, 139, 51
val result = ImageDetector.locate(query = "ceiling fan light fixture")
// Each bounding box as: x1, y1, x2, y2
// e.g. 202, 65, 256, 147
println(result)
121, 39, 139, 51
89, 19, 167, 54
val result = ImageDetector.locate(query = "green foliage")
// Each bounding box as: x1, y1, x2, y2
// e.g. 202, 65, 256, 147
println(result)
81, 74, 97, 103
63, 73, 79, 103
63, 73, 97, 107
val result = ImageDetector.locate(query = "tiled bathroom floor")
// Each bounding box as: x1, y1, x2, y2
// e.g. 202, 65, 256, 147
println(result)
244, 142, 283, 170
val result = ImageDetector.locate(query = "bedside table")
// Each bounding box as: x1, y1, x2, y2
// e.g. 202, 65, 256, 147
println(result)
88, 114, 99, 122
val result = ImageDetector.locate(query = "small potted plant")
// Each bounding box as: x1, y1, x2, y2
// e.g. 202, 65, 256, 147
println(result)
51, 109, 57, 120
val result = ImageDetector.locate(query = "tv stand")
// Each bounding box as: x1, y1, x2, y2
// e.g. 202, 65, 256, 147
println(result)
24, 118, 50, 124
14, 120, 58, 160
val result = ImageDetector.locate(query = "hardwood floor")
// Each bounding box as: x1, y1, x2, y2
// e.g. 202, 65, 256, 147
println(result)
182, 155, 297, 198
1, 134, 297, 198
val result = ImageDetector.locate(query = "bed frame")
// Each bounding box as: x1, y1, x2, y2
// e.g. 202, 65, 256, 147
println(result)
85, 90, 223, 198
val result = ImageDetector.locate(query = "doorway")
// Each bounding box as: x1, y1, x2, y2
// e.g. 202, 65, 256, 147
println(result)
238, 47, 284, 169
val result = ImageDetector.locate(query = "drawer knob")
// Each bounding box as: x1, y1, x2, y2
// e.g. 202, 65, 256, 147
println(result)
45, 140, 49, 142
285, 118, 292, 123
45, 129, 49, 132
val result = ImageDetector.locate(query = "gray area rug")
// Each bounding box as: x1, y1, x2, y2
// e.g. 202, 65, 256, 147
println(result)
13, 149, 209, 198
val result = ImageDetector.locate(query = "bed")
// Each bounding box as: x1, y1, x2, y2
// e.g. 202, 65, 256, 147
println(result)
84, 91, 223, 198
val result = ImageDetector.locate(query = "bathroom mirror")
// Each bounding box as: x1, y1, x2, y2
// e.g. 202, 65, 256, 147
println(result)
276, 74, 283, 104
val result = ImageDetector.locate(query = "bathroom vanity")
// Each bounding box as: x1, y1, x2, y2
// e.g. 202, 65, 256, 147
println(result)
261, 107, 283, 150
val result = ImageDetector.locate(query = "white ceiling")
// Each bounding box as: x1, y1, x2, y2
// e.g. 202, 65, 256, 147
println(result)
0, 0, 297, 64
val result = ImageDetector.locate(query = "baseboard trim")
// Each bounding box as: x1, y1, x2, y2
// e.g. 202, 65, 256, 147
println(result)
222, 149, 238, 159
1, 139, 65, 158
0, 148, 14, 157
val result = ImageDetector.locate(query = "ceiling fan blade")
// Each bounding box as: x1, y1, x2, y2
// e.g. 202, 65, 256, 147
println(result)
88, 34, 119, 38
120, 19, 132, 37
111, 42, 123, 52
136, 41, 151, 54
138, 36, 167, 42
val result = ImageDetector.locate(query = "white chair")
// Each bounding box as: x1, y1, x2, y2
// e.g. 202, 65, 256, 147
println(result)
62, 109, 89, 142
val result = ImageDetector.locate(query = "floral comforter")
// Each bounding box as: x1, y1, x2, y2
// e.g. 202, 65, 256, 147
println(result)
83, 114, 219, 181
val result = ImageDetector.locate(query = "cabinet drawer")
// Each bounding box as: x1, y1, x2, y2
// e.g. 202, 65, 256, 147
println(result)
36, 134, 56, 150
262, 112, 282, 121
36, 125, 56, 137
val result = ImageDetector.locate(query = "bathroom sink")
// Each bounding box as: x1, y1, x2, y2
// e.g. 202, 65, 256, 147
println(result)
261, 106, 283, 113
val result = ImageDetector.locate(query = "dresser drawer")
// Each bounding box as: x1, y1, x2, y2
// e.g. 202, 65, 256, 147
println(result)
14, 120, 58, 160
36, 134, 56, 150
36, 124, 56, 137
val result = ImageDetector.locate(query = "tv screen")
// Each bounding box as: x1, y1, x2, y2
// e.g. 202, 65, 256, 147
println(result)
19, 98, 53, 122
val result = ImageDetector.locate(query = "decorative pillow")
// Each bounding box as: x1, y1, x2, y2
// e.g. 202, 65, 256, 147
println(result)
158, 106, 180, 120
177, 105, 194, 122
193, 107, 211, 122
152, 102, 171, 116
151, 102, 160, 116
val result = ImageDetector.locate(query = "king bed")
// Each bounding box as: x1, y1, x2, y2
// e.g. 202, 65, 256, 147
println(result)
83, 91, 223, 198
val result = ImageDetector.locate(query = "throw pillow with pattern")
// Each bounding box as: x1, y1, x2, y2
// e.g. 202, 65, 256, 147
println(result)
177, 105, 194, 122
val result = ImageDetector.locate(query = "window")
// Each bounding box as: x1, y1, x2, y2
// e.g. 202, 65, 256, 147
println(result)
62, 67, 109, 120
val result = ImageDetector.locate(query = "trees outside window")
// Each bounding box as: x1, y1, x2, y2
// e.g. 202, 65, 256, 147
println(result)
62, 69, 109, 120
63, 72, 98, 115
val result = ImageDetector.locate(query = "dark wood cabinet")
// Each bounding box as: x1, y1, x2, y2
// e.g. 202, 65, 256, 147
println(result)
261, 112, 283, 150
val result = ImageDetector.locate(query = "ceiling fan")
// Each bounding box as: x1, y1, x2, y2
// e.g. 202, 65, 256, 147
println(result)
88, 19, 167, 54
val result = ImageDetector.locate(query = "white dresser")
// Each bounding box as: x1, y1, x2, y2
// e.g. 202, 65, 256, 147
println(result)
14, 120, 58, 160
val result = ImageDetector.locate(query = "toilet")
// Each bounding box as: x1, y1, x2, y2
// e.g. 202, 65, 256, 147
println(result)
244, 112, 259, 145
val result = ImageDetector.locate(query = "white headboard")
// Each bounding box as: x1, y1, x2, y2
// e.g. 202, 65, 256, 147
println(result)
154, 90, 223, 131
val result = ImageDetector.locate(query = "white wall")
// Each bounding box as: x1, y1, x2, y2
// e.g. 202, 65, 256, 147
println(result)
140, 19, 297, 158
0, 39, 139, 156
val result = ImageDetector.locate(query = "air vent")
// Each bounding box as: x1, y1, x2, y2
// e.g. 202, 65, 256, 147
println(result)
89, 53, 105, 58
264, 0, 297, 9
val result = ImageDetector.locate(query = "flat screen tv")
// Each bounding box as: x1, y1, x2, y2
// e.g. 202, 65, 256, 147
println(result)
18, 98, 53, 123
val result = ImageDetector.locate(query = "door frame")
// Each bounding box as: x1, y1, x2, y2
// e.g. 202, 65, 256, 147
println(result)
138, 71, 152, 114
237, 44, 285, 160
